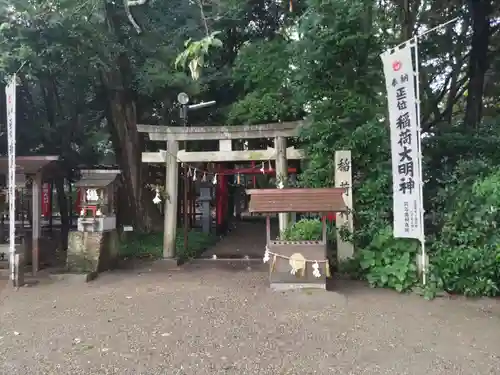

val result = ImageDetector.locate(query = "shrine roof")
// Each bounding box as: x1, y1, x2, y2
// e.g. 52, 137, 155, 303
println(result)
75, 169, 121, 187
246, 188, 347, 213
0, 156, 59, 175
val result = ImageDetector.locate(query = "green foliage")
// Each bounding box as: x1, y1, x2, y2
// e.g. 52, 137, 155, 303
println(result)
293, 0, 420, 292
280, 218, 335, 242
294, 0, 384, 187
228, 38, 304, 124
175, 32, 223, 80
428, 165, 500, 297
357, 226, 419, 292
119, 229, 217, 261
228, 90, 303, 124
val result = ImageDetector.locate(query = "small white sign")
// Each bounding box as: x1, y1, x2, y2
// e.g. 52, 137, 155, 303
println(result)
123, 226, 134, 232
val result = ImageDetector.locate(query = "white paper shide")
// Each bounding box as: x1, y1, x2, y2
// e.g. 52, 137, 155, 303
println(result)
381, 44, 422, 239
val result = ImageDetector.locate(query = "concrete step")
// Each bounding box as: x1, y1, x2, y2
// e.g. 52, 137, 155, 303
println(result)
185, 258, 268, 271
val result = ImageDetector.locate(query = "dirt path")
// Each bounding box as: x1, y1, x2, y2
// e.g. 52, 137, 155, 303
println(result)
202, 218, 278, 259
1, 266, 500, 375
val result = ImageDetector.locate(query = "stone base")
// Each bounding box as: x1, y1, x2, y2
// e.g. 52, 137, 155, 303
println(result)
48, 271, 98, 283
149, 258, 179, 271
0, 245, 25, 287
67, 230, 119, 274
188, 258, 267, 271
77, 217, 116, 232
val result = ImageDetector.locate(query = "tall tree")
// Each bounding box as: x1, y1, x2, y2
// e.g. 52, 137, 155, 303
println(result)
464, 0, 494, 128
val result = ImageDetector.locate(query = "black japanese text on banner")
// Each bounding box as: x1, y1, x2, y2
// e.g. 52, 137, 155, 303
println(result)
381, 44, 422, 239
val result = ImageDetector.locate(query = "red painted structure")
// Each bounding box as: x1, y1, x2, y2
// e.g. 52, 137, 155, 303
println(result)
251, 161, 256, 187
42, 183, 51, 217
215, 166, 298, 229
218, 167, 297, 175
75, 188, 83, 214
323, 212, 336, 222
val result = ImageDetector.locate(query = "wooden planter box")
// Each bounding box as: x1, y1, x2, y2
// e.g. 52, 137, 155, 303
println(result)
268, 239, 327, 290
247, 188, 346, 291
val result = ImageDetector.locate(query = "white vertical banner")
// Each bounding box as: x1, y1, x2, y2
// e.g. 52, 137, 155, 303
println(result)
6, 75, 17, 282
381, 43, 423, 239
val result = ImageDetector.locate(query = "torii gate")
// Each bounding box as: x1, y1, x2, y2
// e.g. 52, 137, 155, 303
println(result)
138, 121, 307, 258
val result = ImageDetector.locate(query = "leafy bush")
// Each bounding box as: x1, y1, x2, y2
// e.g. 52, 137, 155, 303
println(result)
119, 229, 217, 262
357, 225, 419, 292
429, 166, 500, 297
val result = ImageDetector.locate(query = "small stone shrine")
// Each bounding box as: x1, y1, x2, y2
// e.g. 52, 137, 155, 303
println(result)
246, 188, 347, 290
67, 169, 121, 278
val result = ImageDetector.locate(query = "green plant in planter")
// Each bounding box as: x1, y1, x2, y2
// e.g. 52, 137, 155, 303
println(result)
280, 218, 335, 242
280, 218, 337, 274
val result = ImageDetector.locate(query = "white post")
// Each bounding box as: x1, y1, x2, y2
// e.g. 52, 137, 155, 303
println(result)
6, 75, 18, 285
335, 150, 354, 261
164, 140, 179, 258
275, 136, 289, 233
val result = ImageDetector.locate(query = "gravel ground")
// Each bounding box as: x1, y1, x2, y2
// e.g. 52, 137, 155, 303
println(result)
1, 267, 500, 375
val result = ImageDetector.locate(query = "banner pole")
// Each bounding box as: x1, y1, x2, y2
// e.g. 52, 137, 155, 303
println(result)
383, 17, 459, 285
393, 17, 459, 50
6, 75, 17, 286
412, 36, 426, 285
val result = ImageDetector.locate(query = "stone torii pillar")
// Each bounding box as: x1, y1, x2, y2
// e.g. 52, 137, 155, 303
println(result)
163, 140, 179, 258
31, 171, 42, 275
275, 136, 289, 233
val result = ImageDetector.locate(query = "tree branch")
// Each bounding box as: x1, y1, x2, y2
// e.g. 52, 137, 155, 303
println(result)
420, 51, 470, 126
197, 0, 210, 36
124, 0, 147, 34
422, 77, 469, 133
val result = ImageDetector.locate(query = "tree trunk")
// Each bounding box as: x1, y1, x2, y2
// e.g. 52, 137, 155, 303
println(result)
100, 68, 160, 233
464, 0, 492, 128
399, 0, 414, 41
101, 1, 162, 233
